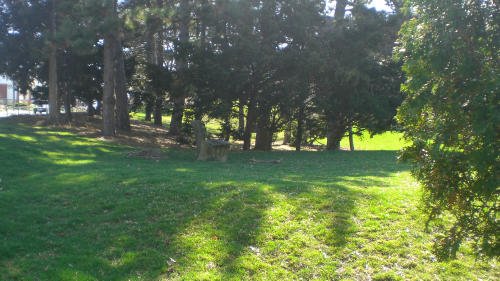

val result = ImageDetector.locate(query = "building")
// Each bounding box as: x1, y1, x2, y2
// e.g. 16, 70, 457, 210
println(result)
0, 75, 17, 105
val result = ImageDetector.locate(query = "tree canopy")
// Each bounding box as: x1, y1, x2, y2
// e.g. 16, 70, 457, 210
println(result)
0, 0, 404, 148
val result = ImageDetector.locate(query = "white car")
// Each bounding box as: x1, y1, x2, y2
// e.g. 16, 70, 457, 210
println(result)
33, 102, 49, 114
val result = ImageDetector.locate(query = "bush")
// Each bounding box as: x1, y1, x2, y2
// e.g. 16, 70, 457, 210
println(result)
396, 0, 499, 259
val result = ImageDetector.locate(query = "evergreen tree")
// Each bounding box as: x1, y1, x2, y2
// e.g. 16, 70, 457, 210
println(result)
396, 0, 499, 258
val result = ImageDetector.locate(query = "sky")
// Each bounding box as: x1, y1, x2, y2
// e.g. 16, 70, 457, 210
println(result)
326, 0, 393, 14
366, 0, 392, 12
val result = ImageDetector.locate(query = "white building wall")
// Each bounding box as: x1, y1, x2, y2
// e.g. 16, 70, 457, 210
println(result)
0, 76, 16, 104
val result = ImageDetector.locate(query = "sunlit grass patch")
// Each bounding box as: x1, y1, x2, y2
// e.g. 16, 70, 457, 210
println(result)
340, 130, 410, 151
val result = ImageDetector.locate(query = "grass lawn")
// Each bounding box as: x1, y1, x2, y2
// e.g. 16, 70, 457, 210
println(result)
0, 118, 497, 280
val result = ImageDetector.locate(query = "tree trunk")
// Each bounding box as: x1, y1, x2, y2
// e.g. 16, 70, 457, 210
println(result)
145, 100, 153, 121
334, 0, 347, 22
254, 105, 273, 151
243, 96, 256, 150
103, 32, 116, 137
48, 0, 58, 123
295, 106, 305, 151
238, 98, 245, 137
222, 114, 231, 141
283, 126, 291, 145
282, 112, 292, 145
326, 115, 346, 150
114, 34, 130, 132
255, 124, 273, 151
193, 98, 203, 120
63, 85, 72, 122
324, 0, 349, 148
348, 125, 354, 151
169, 0, 189, 135
152, 6, 165, 127
153, 96, 163, 126
170, 97, 185, 134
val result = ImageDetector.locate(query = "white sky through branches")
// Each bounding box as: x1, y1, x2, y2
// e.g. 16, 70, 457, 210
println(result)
326, 0, 393, 14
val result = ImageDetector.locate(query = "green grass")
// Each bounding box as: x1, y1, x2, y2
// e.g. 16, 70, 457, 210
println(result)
339, 130, 409, 151
130, 112, 173, 126
130, 112, 407, 151
0, 120, 497, 280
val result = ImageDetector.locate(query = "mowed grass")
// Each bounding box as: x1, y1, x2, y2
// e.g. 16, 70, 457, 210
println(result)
0, 120, 497, 281
339, 131, 410, 151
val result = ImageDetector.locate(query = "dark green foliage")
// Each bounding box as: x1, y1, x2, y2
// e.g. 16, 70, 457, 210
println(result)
396, 0, 499, 259
314, 4, 404, 149
0, 0, 404, 142
0, 0, 48, 94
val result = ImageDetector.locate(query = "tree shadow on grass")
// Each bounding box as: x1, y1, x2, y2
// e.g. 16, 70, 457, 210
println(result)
0, 122, 410, 280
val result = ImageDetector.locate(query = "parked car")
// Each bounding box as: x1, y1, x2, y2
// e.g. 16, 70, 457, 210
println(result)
33, 101, 49, 114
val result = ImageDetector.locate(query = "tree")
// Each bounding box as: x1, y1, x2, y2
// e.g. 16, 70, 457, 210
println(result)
115, 33, 131, 131
1, 0, 405, 150
396, 0, 499, 259
101, 0, 132, 136
316, 1, 403, 150
169, 0, 190, 135
102, 0, 118, 136
58, 49, 103, 116
0, 0, 46, 102
47, 0, 59, 123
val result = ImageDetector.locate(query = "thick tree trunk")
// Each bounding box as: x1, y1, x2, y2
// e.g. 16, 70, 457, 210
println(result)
326, 115, 346, 150
169, 0, 189, 135
114, 35, 130, 132
170, 97, 185, 134
153, 96, 163, 126
255, 124, 273, 151
103, 33, 116, 137
254, 105, 273, 151
243, 97, 256, 150
193, 98, 203, 120
323, 0, 349, 148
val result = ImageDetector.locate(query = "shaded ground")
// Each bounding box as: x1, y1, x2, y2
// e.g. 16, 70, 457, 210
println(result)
1, 114, 181, 149
0, 118, 497, 280
1, 114, 322, 151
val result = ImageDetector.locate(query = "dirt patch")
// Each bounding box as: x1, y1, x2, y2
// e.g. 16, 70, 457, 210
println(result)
126, 148, 165, 159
